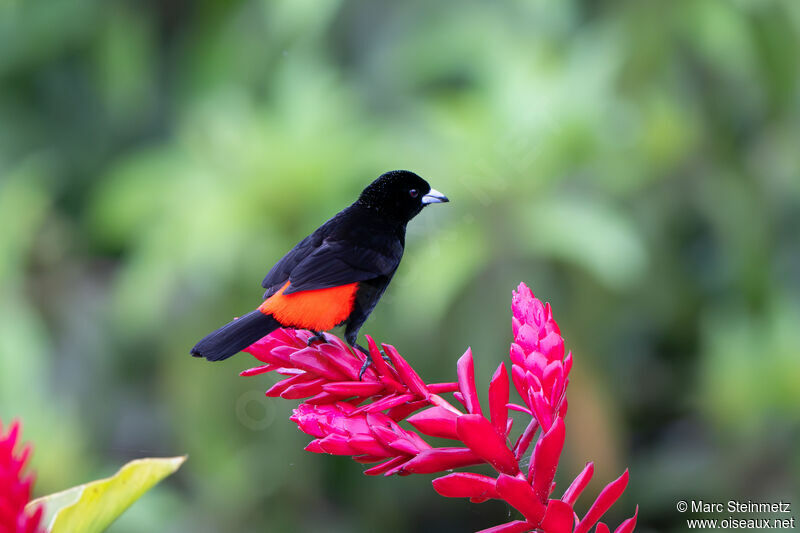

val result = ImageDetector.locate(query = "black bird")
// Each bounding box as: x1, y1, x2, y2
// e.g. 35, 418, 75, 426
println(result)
191, 170, 448, 367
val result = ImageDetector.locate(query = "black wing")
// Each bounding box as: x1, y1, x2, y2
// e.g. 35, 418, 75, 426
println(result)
261, 232, 322, 298
261, 206, 403, 298
282, 240, 400, 294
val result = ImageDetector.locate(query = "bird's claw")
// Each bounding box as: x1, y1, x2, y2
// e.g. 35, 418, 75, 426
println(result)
358, 357, 371, 380
352, 344, 371, 379
306, 330, 327, 346
354, 343, 392, 380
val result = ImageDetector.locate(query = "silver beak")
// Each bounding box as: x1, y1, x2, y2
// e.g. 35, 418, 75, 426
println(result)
422, 188, 449, 204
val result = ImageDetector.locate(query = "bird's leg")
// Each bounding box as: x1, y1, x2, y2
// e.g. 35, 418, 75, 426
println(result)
352, 344, 372, 379
351, 343, 393, 379
306, 330, 327, 346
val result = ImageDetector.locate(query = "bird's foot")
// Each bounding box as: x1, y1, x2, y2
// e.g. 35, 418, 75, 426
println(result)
353, 343, 392, 379
306, 330, 327, 346
353, 344, 372, 379
358, 358, 371, 380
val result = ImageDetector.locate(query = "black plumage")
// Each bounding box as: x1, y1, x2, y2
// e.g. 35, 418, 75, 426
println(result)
191, 170, 448, 362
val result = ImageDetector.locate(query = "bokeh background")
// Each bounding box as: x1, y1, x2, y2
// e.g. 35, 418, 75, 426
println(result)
2, 0, 799, 531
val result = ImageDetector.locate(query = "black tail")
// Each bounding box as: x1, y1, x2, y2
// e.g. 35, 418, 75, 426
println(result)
191, 310, 281, 361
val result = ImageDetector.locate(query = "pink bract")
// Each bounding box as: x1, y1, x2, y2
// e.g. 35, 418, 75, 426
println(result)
0, 420, 44, 533
242, 282, 636, 532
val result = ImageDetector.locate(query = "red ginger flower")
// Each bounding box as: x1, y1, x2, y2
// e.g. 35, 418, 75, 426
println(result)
0, 420, 44, 533
242, 283, 637, 532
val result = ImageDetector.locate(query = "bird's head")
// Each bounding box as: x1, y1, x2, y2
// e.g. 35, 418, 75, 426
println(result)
357, 170, 448, 222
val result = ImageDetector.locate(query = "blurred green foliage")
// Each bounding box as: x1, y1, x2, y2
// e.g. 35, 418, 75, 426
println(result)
1, 0, 799, 531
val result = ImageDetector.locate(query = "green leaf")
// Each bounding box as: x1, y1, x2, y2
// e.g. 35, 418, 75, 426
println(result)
27, 456, 186, 533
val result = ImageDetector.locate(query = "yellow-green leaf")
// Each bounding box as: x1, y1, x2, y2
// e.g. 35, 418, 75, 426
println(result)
27, 456, 186, 533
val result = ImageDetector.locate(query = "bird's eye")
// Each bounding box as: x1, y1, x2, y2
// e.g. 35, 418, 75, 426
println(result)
409, 189, 418, 198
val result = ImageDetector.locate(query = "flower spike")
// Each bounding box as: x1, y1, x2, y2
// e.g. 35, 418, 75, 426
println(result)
0, 420, 45, 533
242, 282, 635, 532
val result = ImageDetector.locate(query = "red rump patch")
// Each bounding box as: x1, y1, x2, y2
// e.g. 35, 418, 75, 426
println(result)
259, 281, 359, 331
